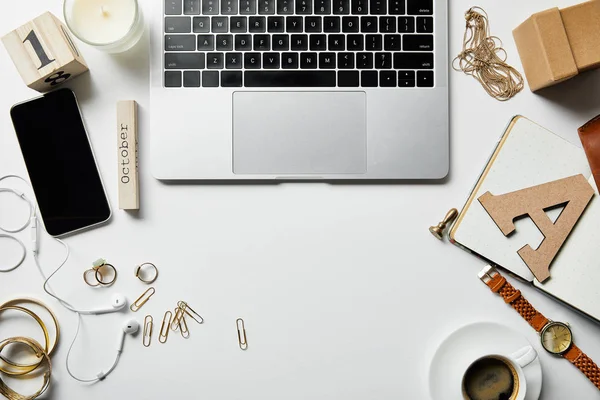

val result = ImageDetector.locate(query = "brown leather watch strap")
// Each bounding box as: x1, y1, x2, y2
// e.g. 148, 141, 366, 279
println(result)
578, 114, 600, 190
564, 344, 600, 390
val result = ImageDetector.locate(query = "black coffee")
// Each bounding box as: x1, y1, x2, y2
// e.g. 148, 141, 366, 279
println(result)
462, 357, 516, 400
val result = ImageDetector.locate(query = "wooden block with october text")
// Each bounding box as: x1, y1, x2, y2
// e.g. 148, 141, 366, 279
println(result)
117, 101, 139, 210
1, 12, 88, 92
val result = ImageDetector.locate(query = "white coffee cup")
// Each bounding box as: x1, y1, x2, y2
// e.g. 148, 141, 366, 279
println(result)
461, 345, 538, 400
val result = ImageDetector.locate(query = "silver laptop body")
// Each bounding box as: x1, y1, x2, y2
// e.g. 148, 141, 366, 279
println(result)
150, 0, 448, 180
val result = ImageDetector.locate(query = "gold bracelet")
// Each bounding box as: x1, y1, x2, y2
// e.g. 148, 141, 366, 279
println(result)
0, 337, 51, 400
0, 306, 50, 375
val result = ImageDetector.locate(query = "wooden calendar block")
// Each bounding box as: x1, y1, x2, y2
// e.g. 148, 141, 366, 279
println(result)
117, 101, 139, 210
1, 12, 88, 92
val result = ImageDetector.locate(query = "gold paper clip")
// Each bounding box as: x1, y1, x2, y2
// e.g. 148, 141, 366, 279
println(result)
159, 311, 172, 344
130, 287, 156, 312
176, 308, 190, 339
177, 301, 204, 324
171, 305, 185, 331
236, 318, 248, 350
143, 315, 153, 347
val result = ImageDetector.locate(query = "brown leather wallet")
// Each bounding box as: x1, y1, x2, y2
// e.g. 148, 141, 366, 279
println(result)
579, 115, 600, 190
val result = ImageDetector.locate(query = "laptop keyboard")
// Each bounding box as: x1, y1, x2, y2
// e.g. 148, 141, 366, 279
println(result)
163, 0, 435, 88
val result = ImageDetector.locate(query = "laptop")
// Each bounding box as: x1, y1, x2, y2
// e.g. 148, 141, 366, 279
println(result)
149, 0, 449, 180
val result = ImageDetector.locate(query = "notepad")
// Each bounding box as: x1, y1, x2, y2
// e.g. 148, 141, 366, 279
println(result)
450, 116, 600, 321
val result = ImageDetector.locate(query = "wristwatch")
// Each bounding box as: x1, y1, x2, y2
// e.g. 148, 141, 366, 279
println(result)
479, 265, 600, 391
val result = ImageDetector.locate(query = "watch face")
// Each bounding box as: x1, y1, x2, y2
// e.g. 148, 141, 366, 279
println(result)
541, 322, 573, 354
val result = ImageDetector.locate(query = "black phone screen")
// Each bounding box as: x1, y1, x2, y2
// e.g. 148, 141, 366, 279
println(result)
10, 89, 111, 236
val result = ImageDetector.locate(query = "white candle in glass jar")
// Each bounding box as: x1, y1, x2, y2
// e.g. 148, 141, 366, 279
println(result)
64, 0, 144, 53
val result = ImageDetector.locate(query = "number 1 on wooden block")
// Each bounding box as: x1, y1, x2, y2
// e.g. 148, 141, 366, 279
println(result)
23, 30, 55, 70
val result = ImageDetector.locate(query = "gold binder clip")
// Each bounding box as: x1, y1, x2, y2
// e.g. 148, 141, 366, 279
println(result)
429, 208, 458, 240
130, 287, 156, 312
236, 318, 248, 351
159, 311, 172, 344
143, 315, 153, 347
176, 308, 190, 339
177, 301, 204, 324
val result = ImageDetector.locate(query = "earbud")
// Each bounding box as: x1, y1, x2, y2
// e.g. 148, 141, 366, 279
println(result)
117, 319, 140, 352
79, 294, 127, 315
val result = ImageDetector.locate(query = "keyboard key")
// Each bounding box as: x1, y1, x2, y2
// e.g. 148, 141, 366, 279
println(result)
291, 34, 308, 50
398, 70, 415, 87
370, 0, 386, 14
165, 71, 182, 87
351, 0, 367, 14
216, 34, 233, 50
361, 16, 377, 32
282, 52, 299, 69
249, 16, 267, 32
203, 0, 219, 14
356, 52, 373, 68
398, 16, 415, 32
407, 0, 432, 15
324, 16, 341, 32
165, 0, 183, 15
207, 52, 224, 68
165, 35, 196, 51
380, 16, 395, 33
305, 17, 322, 32
384, 34, 401, 50
403, 34, 433, 51
393, 52, 433, 69
254, 34, 271, 50
347, 34, 363, 50
222, 71, 243, 87
333, 0, 350, 14
417, 70, 434, 87
328, 34, 345, 50
221, 0, 238, 13
212, 16, 228, 32
309, 34, 327, 50
244, 52, 262, 68
231, 17, 247, 32
375, 52, 392, 68
301, 52, 318, 68
277, 0, 294, 14
365, 34, 382, 50
202, 70, 219, 86
380, 70, 396, 87
319, 52, 336, 68
361, 70, 377, 86
338, 71, 359, 87
235, 34, 252, 50
263, 52, 281, 68
273, 34, 290, 50
388, 0, 404, 14
259, 0, 276, 14
337, 52, 354, 69
268, 16, 285, 32
342, 16, 359, 32
193, 16, 210, 32
314, 0, 331, 14
165, 53, 205, 69
184, 71, 201, 87
184, 0, 201, 14
226, 52, 243, 68
245, 71, 336, 86
416, 16, 433, 33
296, 0, 312, 14
165, 17, 192, 33
198, 34, 215, 50
286, 17, 304, 32
240, 0, 257, 14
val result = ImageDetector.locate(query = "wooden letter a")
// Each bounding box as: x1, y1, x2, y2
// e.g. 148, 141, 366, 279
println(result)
478, 174, 594, 282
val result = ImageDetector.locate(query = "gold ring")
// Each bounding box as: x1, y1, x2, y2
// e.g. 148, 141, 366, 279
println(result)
84, 268, 102, 287
0, 306, 50, 375
95, 263, 117, 286
134, 262, 158, 284
0, 337, 51, 400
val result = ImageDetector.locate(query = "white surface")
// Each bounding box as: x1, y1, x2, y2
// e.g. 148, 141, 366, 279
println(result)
2, 1, 600, 399
428, 322, 542, 400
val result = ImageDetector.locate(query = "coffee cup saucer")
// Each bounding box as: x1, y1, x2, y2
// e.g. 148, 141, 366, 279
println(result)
428, 321, 542, 400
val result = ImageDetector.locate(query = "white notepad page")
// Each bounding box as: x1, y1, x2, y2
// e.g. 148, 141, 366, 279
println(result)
452, 116, 600, 318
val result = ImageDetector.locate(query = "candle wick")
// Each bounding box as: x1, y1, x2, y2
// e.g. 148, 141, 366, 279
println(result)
101, 5, 108, 16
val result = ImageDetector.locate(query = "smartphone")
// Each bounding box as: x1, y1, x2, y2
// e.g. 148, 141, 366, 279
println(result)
10, 88, 111, 237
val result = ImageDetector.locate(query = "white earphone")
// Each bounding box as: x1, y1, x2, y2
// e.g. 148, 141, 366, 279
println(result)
118, 319, 140, 352
70, 294, 128, 315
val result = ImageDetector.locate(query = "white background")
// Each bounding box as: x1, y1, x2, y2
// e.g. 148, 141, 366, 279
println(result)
2, 0, 600, 399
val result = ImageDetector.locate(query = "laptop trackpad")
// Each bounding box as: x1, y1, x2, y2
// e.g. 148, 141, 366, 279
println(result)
233, 92, 367, 175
